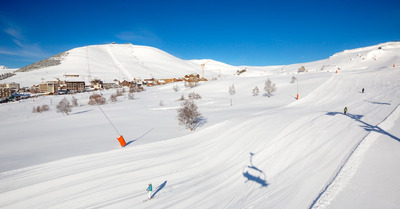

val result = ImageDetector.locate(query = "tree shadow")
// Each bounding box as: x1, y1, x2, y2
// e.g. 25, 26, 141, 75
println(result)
71, 109, 93, 115
326, 112, 399, 143
124, 128, 154, 147
151, 180, 167, 198
194, 116, 208, 130
243, 152, 268, 188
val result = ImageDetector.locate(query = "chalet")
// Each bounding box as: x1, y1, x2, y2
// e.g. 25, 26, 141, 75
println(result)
144, 78, 155, 87
91, 79, 103, 89
184, 74, 200, 82
119, 80, 133, 87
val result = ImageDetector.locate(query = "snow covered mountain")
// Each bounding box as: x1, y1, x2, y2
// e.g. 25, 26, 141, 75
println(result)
5, 43, 242, 87
0, 42, 399, 209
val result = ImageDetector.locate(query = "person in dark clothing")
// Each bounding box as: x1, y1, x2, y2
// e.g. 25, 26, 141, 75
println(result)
362, 88, 365, 93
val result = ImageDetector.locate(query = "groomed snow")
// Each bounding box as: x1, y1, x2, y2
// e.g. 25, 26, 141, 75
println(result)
0, 42, 400, 208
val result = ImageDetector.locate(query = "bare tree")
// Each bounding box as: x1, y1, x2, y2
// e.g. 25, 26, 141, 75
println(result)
188, 92, 201, 100
298, 66, 306, 73
173, 84, 180, 92
89, 94, 106, 105
290, 76, 297, 84
41, 104, 50, 111
110, 94, 117, 103
33, 104, 50, 113
252, 86, 259, 96
56, 98, 71, 115
229, 84, 236, 95
128, 92, 134, 100
264, 78, 277, 98
178, 94, 185, 101
116, 89, 123, 97
177, 99, 202, 131
71, 96, 78, 107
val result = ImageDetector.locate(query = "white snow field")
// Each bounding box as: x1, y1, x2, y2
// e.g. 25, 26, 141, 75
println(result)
0, 42, 400, 208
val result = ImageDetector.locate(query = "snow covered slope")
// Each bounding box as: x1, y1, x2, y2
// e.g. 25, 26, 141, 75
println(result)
0, 42, 399, 209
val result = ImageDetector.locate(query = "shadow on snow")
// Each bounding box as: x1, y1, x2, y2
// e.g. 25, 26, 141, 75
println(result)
194, 116, 208, 130
152, 180, 167, 198
124, 128, 154, 147
243, 152, 268, 188
326, 112, 399, 143
364, 100, 391, 105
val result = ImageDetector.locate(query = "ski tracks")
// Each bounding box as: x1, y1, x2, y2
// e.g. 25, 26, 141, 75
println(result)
310, 104, 400, 209
106, 45, 134, 81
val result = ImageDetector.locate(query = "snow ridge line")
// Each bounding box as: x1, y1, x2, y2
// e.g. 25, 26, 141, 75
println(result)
309, 104, 400, 209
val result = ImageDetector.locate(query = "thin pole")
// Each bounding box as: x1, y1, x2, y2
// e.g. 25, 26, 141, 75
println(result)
297, 72, 299, 100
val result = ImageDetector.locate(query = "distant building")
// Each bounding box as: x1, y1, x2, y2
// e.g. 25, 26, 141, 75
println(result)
103, 83, 117, 89
91, 79, 103, 89
0, 87, 11, 99
30, 85, 40, 94
119, 80, 133, 87
65, 81, 85, 92
144, 78, 155, 87
5, 82, 20, 90
39, 82, 58, 94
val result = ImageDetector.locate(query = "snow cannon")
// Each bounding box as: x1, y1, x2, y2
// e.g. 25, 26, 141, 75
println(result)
117, 135, 127, 147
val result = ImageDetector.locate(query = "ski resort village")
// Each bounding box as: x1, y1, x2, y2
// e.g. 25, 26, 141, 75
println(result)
0, 41, 399, 208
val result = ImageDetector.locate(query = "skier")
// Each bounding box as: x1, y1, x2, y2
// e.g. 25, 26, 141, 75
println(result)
362, 88, 365, 93
344, 106, 348, 115
146, 183, 153, 199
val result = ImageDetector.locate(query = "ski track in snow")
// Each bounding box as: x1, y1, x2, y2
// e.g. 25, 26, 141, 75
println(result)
106, 45, 134, 81
310, 104, 400, 209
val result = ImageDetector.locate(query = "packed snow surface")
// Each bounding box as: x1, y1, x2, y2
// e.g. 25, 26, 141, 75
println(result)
1, 42, 400, 208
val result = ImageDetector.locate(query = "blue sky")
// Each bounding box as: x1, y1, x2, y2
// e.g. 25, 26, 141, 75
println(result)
0, 0, 399, 68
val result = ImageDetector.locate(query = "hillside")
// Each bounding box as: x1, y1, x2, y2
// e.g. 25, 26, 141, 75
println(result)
0, 42, 399, 209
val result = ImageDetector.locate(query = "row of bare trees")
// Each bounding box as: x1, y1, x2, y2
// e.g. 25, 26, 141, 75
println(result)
55, 88, 136, 115
230, 78, 277, 97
